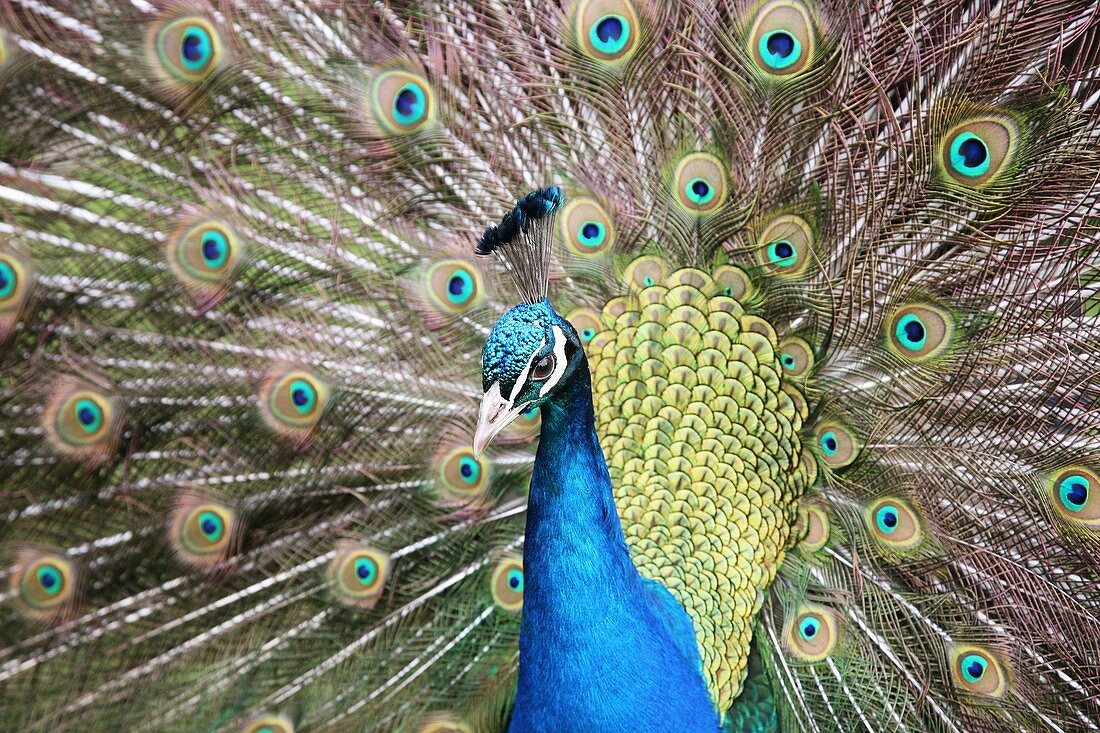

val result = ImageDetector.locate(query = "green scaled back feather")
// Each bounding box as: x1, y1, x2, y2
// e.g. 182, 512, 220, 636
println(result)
2, 1, 1100, 731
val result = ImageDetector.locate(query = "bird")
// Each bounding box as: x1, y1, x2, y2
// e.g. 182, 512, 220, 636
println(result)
1, 0, 1099, 730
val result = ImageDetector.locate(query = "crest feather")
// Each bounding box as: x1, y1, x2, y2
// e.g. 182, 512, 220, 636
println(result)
475, 187, 563, 304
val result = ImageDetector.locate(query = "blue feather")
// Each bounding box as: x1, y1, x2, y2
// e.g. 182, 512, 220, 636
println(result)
510, 357, 718, 732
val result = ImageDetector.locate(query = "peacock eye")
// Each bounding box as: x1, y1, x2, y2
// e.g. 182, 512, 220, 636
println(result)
532, 354, 555, 380
886, 303, 954, 361
573, 0, 640, 64
329, 544, 390, 608
242, 716, 294, 733
151, 16, 224, 86
260, 366, 329, 440
562, 197, 615, 256
950, 645, 1009, 698
785, 605, 838, 661
864, 496, 924, 552
16, 553, 77, 619
490, 555, 524, 612
756, 214, 814, 277
47, 386, 121, 459
940, 116, 1017, 187
814, 420, 860, 469
748, 0, 816, 77
1047, 466, 1100, 528
168, 219, 243, 302
712, 264, 755, 302
171, 498, 237, 566
778, 336, 814, 378
370, 69, 433, 135
672, 153, 728, 214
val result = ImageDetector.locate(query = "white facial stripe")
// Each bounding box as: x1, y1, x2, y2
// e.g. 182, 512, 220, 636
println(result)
538, 326, 568, 398
508, 337, 546, 404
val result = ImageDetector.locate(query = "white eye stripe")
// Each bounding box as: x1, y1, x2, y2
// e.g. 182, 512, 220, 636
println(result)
538, 326, 568, 398
508, 337, 546, 404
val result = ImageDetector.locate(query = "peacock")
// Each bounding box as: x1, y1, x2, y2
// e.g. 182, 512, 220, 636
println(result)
2, 0, 1100, 730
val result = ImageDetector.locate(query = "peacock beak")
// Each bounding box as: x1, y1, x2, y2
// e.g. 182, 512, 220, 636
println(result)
473, 382, 523, 457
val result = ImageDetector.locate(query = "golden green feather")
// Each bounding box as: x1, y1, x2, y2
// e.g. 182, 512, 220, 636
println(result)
588, 260, 810, 708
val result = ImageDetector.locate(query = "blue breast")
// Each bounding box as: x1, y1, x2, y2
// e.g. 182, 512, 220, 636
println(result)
508, 365, 719, 733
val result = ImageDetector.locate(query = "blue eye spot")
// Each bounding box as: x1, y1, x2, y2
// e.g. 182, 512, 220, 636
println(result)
393, 83, 426, 125
875, 505, 899, 534
522, 406, 539, 420
197, 511, 224, 541
781, 354, 796, 369
959, 138, 987, 168
904, 319, 924, 343
200, 231, 228, 268
1059, 475, 1090, 511
596, 16, 622, 43
74, 398, 103, 433
0, 261, 14, 298
894, 314, 927, 351
581, 328, 595, 341
182, 34, 202, 62
578, 221, 606, 248
684, 178, 715, 207
180, 27, 213, 71
961, 654, 987, 683
589, 14, 631, 56
798, 617, 818, 640
767, 239, 797, 268
36, 565, 62, 595
643, 276, 655, 287
820, 431, 838, 455
458, 456, 480, 484
759, 29, 802, 71
445, 269, 474, 305
289, 379, 317, 414
949, 132, 991, 177
766, 31, 794, 58
507, 568, 524, 592
354, 557, 377, 584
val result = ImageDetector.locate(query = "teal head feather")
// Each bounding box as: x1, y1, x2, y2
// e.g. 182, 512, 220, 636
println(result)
479, 301, 583, 409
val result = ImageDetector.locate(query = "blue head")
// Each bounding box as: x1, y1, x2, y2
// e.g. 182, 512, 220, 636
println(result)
473, 298, 584, 455
473, 186, 579, 454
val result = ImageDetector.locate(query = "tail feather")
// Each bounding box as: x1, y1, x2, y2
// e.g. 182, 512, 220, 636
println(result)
3, 0, 1100, 730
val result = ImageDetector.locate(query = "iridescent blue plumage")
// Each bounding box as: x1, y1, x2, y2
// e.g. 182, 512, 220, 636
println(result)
479, 299, 718, 732
480, 301, 561, 395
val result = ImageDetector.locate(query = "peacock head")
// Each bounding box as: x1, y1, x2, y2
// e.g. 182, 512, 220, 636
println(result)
474, 298, 584, 455
471, 186, 581, 456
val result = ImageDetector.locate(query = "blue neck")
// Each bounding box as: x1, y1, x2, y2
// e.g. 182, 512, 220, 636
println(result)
508, 362, 719, 733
